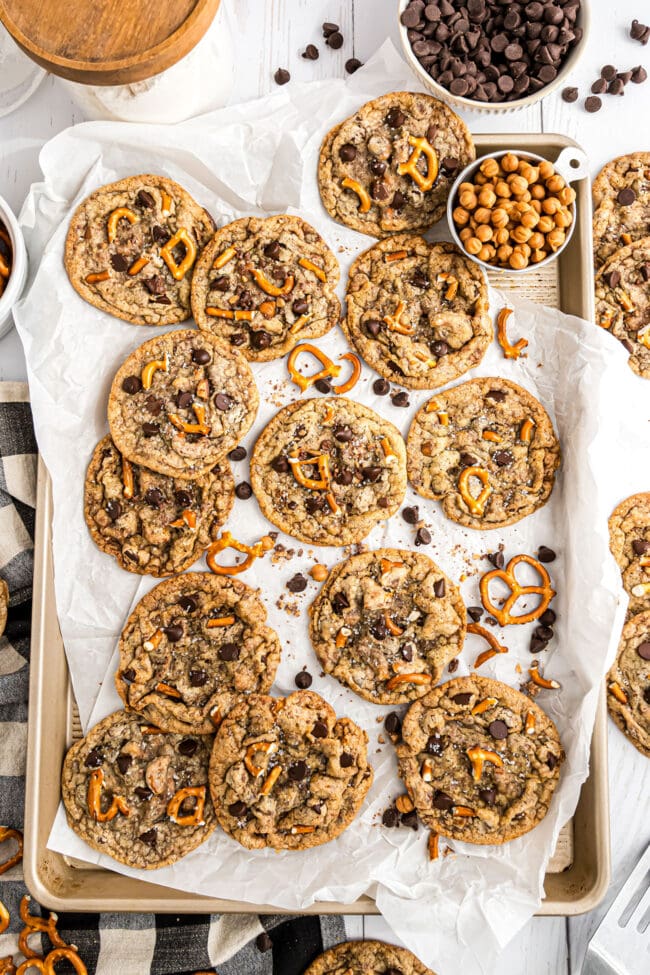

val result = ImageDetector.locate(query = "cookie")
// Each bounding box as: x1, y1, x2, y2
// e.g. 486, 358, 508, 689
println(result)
61, 709, 216, 868
65, 175, 214, 325
592, 153, 650, 267
191, 215, 341, 361
0, 577, 8, 638
607, 611, 650, 757
343, 235, 491, 389
208, 690, 373, 850
108, 329, 258, 479
116, 573, 282, 734
318, 91, 475, 238
595, 237, 650, 378
250, 396, 407, 546
309, 549, 465, 704
406, 377, 561, 529
396, 675, 564, 844
84, 435, 234, 576
303, 941, 435, 975
609, 492, 650, 615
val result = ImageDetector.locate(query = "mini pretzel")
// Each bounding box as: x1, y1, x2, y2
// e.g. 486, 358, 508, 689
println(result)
383, 299, 414, 335
529, 662, 561, 690
0, 900, 8, 935
169, 508, 197, 529
16, 961, 45, 975
44, 949, 87, 975
288, 452, 331, 490
420, 758, 434, 782
167, 786, 206, 826
128, 256, 149, 276
141, 354, 168, 389
168, 403, 211, 436
428, 831, 440, 860
143, 629, 163, 651
19, 896, 69, 956
0, 826, 23, 875
87, 769, 130, 822
397, 136, 439, 192
244, 741, 277, 776
525, 711, 536, 735
385, 673, 432, 690
496, 308, 528, 359
290, 825, 316, 835
160, 229, 197, 281
458, 466, 492, 516
248, 266, 294, 296
287, 344, 342, 392
467, 623, 508, 669
107, 207, 137, 243
332, 353, 361, 394
519, 418, 535, 443
425, 399, 449, 425
290, 313, 312, 334
341, 177, 371, 213
212, 246, 236, 269
470, 697, 498, 715
437, 272, 458, 301
608, 681, 628, 705
335, 628, 349, 648
0, 957, 16, 975
480, 554, 555, 626
85, 271, 110, 284
383, 611, 403, 636
466, 745, 504, 782
325, 491, 339, 513
260, 765, 282, 796
298, 257, 327, 282
206, 531, 274, 575
205, 307, 253, 321
206, 615, 235, 628
121, 457, 134, 499
161, 191, 172, 213
380, 437, 396, 458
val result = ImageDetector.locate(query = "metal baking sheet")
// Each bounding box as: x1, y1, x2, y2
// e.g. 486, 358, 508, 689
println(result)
23, 133, 611, 916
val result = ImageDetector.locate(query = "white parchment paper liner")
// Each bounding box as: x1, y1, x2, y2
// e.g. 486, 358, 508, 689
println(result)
13, 40, 648, 975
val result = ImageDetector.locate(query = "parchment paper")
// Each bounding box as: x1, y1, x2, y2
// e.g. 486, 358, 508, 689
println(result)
13, 41, 646, 975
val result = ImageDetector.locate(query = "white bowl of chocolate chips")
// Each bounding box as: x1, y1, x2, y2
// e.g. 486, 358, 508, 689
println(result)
398, 0, 590, 113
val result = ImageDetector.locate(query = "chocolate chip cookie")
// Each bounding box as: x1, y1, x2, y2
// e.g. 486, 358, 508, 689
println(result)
309, 549, 466, 704
609, 492, 650, 615
406, 378, 561, 529
65, 175, 214, 325
396, 675, 564, 844
250, 397, 407, 546
343, 236, 491, 389
607, 610, 650, 757
318, 91, 475, 237
191, 215, 341, 360
61, 709, 216, 868
304, 941, 435, 975
116, 573, 282, 735
84, 435, 234, 576
595, 236, 650, 378
0, 578, 8, 638
108, 329, 258, 479
208, 690, 373, 850
592, 153, 650, 268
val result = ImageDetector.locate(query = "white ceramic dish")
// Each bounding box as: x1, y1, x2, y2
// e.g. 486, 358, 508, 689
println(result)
446, 147, 589, 275
0, 193, 28, 339
398, 0, 590, 114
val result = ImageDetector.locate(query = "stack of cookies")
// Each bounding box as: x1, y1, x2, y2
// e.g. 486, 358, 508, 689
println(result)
593, 153, 650, 378
60, 91, 566, 875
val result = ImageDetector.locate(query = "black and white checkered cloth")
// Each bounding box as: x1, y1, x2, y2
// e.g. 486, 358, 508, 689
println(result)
0, 382, 345, 973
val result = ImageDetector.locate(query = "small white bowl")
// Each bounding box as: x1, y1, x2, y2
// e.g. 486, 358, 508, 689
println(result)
447, 147, 589, 275
398, 0, 590, 114
0, 194, 28, 340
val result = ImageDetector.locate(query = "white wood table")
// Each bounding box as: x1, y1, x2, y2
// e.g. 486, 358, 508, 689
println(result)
1, 2, 648, 972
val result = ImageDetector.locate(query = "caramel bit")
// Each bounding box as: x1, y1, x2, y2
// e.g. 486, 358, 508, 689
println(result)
87, 768, 130, 822
458, 466, 492, 516
341, 176, 371, 212
496, 307, 528, 359
395, 793, 414, 814
397, 136, 439, 192
309, 564, 329, 582
480, 554, 555, 626
167, 786, 206, 826
466, 745, 504, 782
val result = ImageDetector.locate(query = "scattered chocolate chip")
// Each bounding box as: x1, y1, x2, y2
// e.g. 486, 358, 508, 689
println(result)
287, 573, 307, 593
116, 754, 132, 775
432, 790, 453, 811
488, 719, 508, 740
340, 752, 354, 768
288, 760, 308, 781
314, 378, 332, 394
537, 546, 556, 563
110, 253, 129, 272
385, 712, 402, 737
370, 158, 388, 177
178, 595, 197, 613
488, 551, 505, 569
401, 810, 419, 830
292, 297, 309, 315
617, 70, 633, 86
135, 786, 153, 801
459, 452, 478, 468
434, 578, 446, 598
535, 625, 554, 643
632, 65, 648, 83
139, 829, 157, 847
228, 445, 247, 462
274, 68, 290, 85
447, 658, 459, 674
402, 505, 420, 525
312, 720, 328, 738
192, 348, 211, 365
617, 188, 637, 206
189, 668, 208, 686
601, 64, 617, 81
106, 499, 121, 521
152, 225, 170, 245
590, 78, 606, 94
178, 738, 198, 757
322, 22, 339, 36
214, 393, 233, 411
585, 95, 602, 113
326, 31, 344, 50
391, 390, 410, 408
122, 375, 142, 394
295, 670, 313, 689
539, 609, 557, 626
218, 643, 240, 662
452, 692, 472, 705
174, 391, 192, 410
235, 481, 253, 500
228, 800, 247, 817
136, 190, 155, 208
142, 422, 159, 437
382, 806, 399, 827
562, 86, 578, 102
84, 747, 103, 768
346, 58, 363, 73
530, 634, 548, 654
468, 606, 484, 622
371, 178, 391, 201
630, 19, 650, 44
163, 623, 183, 642
415, 527, 431, 546
364, 318, 382, 338
637, 641, 650, 661
373, 377, 390, 395
608, 78, 625, 96
256, 932, 273, 953
302, 44, 319, 60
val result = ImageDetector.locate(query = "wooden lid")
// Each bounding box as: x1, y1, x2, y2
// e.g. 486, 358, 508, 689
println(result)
0, 0, 221, 86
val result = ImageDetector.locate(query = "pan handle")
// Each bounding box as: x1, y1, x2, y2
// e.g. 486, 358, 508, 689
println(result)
553, 147, 589, 182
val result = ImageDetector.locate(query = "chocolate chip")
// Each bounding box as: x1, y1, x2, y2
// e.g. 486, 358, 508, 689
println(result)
295, 670, 313, 689
537, 546, 556, 563
401, 810, 419, 830
144, 275, 166, 295
546, 753, 558, 770
110, 253, 129, 272
144, 395, 164, 416
391, 391, 410, 407
371, 179, 391, 201
382, 807, 399, 827
333, 424, 353, 443
479, 788, 496, 805
401, 5, 422, 28
152, 225, 170, 245
162, 623, 183, 643
84, 747, 103, 768
142, 422, 159, 437
292, 298, 309, 316
251, 329, 272, 351
214, 393, 233, 411
302, 43, 319, 60
116, 754, 132, 775
415, 527, 431, 546
385, 712, 402, 736
274, 68, 290, 85
631, 19, 650, 44
468, 606, 483, 622
263, 240, 281, 260
432, 790, 453, 811
139, 829, 157, 847
530, 634, 548, 654
256, 932, 273, 953
332, 592, 349, 614
434, 578, 446, 598
486, 389, 506, 402
135, 786, 153, 801
370, 618, 388, 640
442, 156, 460, 175
488, 551, 505, 569
426, 734, 444, 756
535, 625, 554, 642
106, 499, 121, 521
235, 481, 253, 500
136, 189, 155, 208
608, 78, 625, 95
401, 643, 414, 662
218, 643, 240, 662
488, 719, 508, 740
312, 720, 328, 738
339, 143, 357, 162
585, 96, 602, 113
228, 800, 247, 817
144, 487, 163, 507
606, 270, 621, 288
492, 449, 513, 468
287, 573, 307, 593
314, 378, 332, 394
288, 760, 308, 781
601, 64, 617, 81
632, 65, 647, 83
591, 78, 606, 94
633, 539, 650, 555
340, 752, 354, 768
178, 594, 197, 613
189, 668, 208, 686
210, 274, 229, 292
373, 378, 390, 395
346, 58, 363, 73
361, 465, 382, 483
334, 468, 353, 485
452, 692, 472, 705
618, 70, 633, 86
447, 658, 459, 674
411, 268, 429, 289
122, 375, 142, 394
272, 454, 289, 474
562, 86, 578, 102
459, 452, 478, 468
391, 190, 407, 211
192, 348, 211, 365
645, 687, 650, 705
539, 609, 556, 627
637, 641, 650, 661
617, 188, 637, 206
386, 106, 406, 127
178, 738, 198, 757
402, 505, 420, 525
326, 31, 344, 50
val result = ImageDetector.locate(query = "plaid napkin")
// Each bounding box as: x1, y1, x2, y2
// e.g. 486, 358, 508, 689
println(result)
0, 382, 345, 973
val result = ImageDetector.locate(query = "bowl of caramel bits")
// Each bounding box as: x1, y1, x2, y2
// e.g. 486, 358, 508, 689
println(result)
447, 150, 580, 273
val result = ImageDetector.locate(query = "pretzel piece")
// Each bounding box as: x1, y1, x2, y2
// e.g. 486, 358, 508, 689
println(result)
466, 745, 504, 782
213, 246, 236, 269
141, 354, 168, 390
128, 256, 149, 276
44, 949, 87, 975
298, 257, 327, 282
0, 900, 8, 936
467, 622, 508, 669
107, 207, 137, 243
245, 741, 277, 776
332, 353, 361, 394
385, 673, 432, 690
0, 826, 23, 875
248, 266, 294, 296
496, 307, 528, 359
87, 769, 130, 823
341, 177, 371, 212
479, 554, 555, 626
458, 466, 492, 516
206, 531, 274, 575
397, 136, 439, 191
383, 299, 414, 335
84, 270, 110, 284
529, 662, 561, 690
167, 786, 206, 826
160, 229, 197, 280
288, 452, 331, 490
287, 344, 342, 392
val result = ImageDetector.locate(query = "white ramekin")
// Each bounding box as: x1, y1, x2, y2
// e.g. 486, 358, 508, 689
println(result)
398, 0, 590, 114
0, 194, 28, 340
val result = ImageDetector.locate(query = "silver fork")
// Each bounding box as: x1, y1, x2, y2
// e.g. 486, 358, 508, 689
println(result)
582, 844, 650, 975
